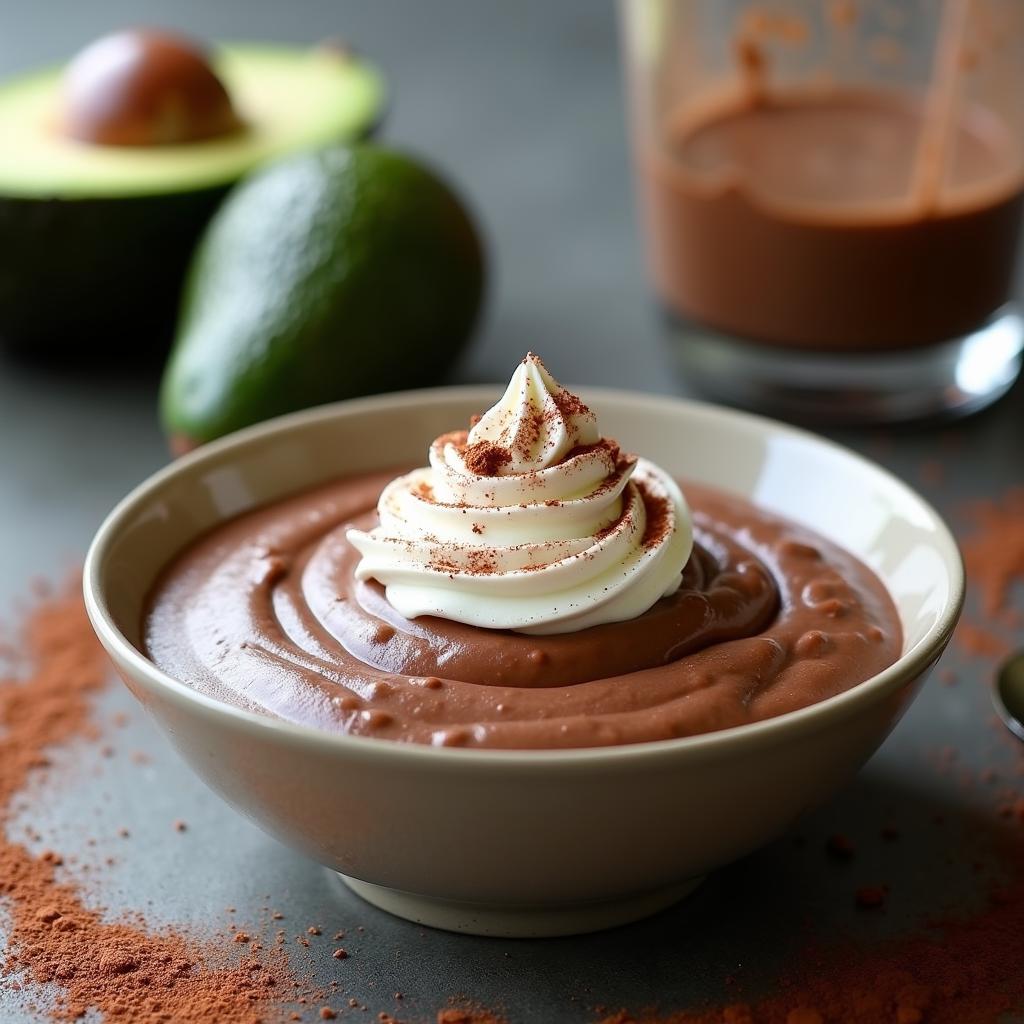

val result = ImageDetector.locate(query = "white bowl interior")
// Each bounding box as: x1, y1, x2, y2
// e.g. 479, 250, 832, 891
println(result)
96, 388, 959, 668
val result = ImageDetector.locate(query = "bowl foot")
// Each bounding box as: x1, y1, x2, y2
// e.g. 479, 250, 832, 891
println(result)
335, 873, 705, 937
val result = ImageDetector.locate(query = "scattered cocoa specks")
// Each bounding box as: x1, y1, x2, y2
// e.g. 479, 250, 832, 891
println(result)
896, 1007, 924, 1024
461, 439, 512, 477
825, 834, 855, 861
918, 460, 944, 487
959, 488, 1024, 617
722, 1006, 753, 1024
855, 885, 888, 909
786, 1010, 825, 1024
437, 1007, 506, 1024
956, 622, 1011, 659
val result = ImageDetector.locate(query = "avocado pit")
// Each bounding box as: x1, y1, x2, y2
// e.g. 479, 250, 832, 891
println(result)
62, 29, 241, 146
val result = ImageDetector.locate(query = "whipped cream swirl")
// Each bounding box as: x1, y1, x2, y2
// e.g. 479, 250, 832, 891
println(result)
346, 353, 693, 634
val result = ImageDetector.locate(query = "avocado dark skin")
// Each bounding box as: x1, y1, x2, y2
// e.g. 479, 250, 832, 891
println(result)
0, 187, 226, 360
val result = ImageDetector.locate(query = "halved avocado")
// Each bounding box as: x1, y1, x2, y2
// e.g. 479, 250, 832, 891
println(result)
0, 41, 385, 357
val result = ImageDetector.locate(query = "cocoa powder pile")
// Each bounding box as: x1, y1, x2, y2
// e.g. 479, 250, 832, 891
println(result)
0, 584, 292, 1022
596, 875, 1024, 1023
461, 440, 512, 477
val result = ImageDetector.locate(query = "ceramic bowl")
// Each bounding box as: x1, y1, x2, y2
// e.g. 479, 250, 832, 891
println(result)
84, 387, 964, 937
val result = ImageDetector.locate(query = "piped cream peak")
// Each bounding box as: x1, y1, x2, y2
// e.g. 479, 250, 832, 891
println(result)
462, 353, 598, 475
347, 354, 692, 634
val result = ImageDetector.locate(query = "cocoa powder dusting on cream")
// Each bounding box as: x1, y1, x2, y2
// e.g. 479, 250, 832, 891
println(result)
548, 384, 591, 421
509, 406, 543, 462
640, 487, 672, 551
565, 439, 632, 474
428, 546, 499, 577
462, 440, 512, 477
0, 583, 295, 1022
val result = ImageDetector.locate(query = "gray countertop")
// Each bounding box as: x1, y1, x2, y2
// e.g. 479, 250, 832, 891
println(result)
2, 2, 1023, 1021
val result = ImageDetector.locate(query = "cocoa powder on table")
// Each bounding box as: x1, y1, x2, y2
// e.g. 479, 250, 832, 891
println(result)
437, 1007, 508, 1024
960, 488, 1024, 619
3, 539, 1023, 1024
955, 487, 1024, 657
0, 583, 293, 1022
595, 868, 1024, 1023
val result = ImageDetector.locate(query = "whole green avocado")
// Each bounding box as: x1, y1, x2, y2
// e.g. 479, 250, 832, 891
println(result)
160, 143, 485, 448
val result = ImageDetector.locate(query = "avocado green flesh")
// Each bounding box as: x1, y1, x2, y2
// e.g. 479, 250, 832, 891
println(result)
0, 45, 385, 197
0, 45, 384, 353
161, 145, 485, 444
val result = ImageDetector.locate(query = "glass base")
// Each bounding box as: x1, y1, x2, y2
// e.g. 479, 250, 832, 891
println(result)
665, 307, 1024, 425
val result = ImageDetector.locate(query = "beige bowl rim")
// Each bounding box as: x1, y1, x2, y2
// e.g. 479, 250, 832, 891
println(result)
83, 385, 965, 770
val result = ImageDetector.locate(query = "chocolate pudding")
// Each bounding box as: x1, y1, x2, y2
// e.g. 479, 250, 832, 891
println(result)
144, 355, 902, 750
144, 478, 901, 750
641, 87, 1024, 350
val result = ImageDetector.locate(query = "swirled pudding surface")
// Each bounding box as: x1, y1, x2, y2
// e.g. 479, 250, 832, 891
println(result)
144, 473, 901, 749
